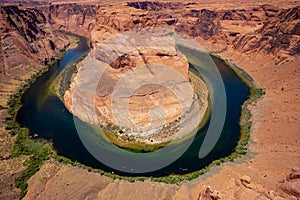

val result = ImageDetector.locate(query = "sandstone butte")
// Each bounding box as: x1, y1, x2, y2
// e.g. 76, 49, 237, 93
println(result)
63, 27, 209, 148
0, 0, 299, 200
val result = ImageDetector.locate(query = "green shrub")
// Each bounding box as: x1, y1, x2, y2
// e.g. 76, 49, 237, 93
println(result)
5, 119, 17, 130
11, 127, 51, 199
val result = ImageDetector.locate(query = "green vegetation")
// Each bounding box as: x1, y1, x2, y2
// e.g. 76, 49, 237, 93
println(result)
12, 128, 52, 199
5, 36, 90, 199
102, 128, 171, 152
7, 87, 53, 199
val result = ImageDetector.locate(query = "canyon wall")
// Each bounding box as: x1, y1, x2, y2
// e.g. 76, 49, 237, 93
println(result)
0, 6, 69, 75
0, 3, 98, 107
1, 2, 299, 104
125, 1, 300, 64
43, 4, 97, 35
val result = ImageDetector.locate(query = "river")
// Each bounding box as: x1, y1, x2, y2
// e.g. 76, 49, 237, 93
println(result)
16, 36, 249, 176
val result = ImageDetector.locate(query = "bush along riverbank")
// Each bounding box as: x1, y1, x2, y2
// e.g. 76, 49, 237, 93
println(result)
224, 59, 265, 156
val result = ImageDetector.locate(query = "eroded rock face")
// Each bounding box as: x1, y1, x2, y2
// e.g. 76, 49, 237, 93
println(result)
231, 6, 300, 64
0, 5, 70, 74
24, 161, 113, 200
90, 6, 159, 45
127, 1, 184, 11
280, 167, 300, 197
177, 8, 219, 40
198, 186, 223, 200
1, 2, 299, 68
126, 2, 300, 64
43, 4, 97, 35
